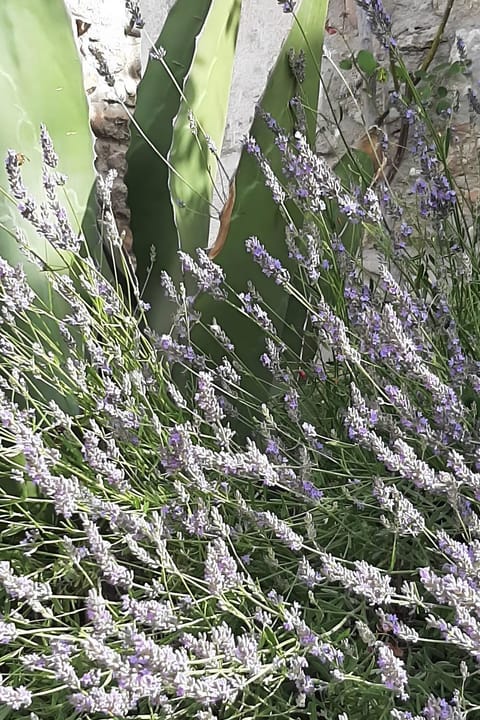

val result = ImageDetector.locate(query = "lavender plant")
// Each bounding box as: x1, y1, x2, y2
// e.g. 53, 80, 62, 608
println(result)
2, 4, 480, 720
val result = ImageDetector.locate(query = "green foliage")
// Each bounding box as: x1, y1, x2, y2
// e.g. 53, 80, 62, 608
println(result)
356, 49, 378, 77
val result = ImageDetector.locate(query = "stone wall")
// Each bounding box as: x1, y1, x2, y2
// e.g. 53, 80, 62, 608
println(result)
320, 0, 480, 201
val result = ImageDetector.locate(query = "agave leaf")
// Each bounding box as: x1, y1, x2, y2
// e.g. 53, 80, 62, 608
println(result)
0, 0, 98, 412
0, 0, 99, 270
168, 0, 242, 261
126, 0, 219, 332
195, 0, 329, 391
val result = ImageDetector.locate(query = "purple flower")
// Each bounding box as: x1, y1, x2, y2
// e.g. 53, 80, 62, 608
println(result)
179, 249, 226, 300
312, 302, 361, 364
420, 567, 480, 613
6, 136, 80, 252
4, 150, 27, 200
284, 388, 299, 420
154, 332, 199, 367
355, 0, 396, 49
40, 124, 59, 167
255, 510, 304, 551
283, 602, 343, 665
82, 425, 128, 492
456, 37, 467, 61
70, 687, 132, 715
0, 560, 52, 613
280, 132, 344, 213
377, 609, 419, 643
245, 237, 290, 286
373, 478, 426, 536
321, 554, 394, 605
0, 679, 32, 710
410, 123, 457, 219
86, 589, 116, 638
278, 0, 296, 12
235, 634, 261, 674
195, 371, 225, 424
243, 135, 261, 157
80, 669, 103, 688
258, 155, 286, 204
297, 557, 323, 588
423, 693, 463, 720
0, 619, 17, 644
377, 642, 409, 699
239, 292, 276, 333
468, 88, 480, 115
83, 518, 134, 589
0, 258, 35, 320
122, 595, 178, 631
204, 538, 241, 595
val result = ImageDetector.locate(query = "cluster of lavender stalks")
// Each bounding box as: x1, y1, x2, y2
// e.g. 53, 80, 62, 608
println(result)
2, 29, 480, 720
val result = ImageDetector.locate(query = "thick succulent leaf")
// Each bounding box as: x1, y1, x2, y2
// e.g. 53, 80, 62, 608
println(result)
168, 0, 242, 260
126, 0, 213, 331
0, 0, 98, 271
195, 0, 329, 389
0, 0, 97, 411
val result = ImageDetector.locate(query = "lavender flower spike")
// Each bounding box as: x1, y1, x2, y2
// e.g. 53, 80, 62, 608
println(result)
355, 0, 396, 50
376, 642, 409, 699
278, 0, 296, 12
245, 237, 290, 286
205, 538, 241, 595
0, 678, 32, 710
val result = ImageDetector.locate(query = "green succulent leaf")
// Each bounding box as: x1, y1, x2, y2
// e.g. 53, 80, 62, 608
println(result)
126, 0, 212, 332
126, 0, 241, 332
0, 0, 98, 275
195, 0, 329, 396
168, 0, 242, 258
0, 0, 99, 412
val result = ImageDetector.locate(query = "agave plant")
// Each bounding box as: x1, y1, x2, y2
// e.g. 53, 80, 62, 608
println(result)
0, 0, 329, 387
126, 0, 328, 382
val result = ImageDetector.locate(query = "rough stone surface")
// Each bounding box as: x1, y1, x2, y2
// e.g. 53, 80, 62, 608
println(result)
64, 0, 142, 254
